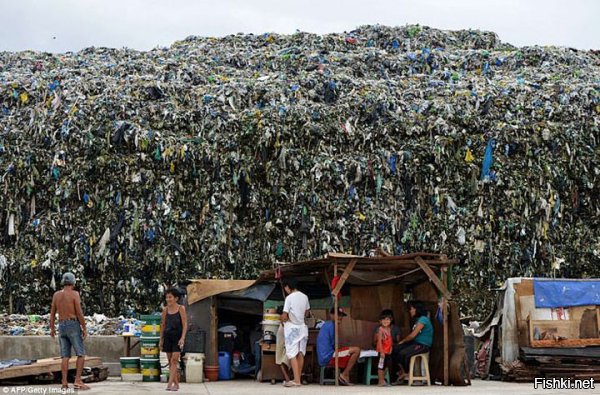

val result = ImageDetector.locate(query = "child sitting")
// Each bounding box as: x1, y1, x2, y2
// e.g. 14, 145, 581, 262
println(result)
375, 310, 394, 386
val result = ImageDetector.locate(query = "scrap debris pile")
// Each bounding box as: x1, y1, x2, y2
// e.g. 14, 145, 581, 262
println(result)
0, 314, 121, 336
0, 25, 599, 316
502, 347, 600, 381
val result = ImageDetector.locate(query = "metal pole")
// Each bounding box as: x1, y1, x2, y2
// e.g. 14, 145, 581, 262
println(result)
442, 266, 449, 385
334, 263, 339, 386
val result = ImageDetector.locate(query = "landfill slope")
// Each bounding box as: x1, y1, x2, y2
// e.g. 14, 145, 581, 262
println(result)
0, 25, 599, 317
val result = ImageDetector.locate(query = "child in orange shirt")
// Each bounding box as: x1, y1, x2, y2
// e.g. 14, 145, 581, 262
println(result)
375, 310, 393, 386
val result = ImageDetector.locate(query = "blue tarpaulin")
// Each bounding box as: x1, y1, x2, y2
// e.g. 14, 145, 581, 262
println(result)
534, 279, 600, 308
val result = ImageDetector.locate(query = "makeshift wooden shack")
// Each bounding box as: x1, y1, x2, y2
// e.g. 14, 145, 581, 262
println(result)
185, 280, 276, 367
258, 251, 468, 386
476, 278, 600, 381
185, 251, 468, 386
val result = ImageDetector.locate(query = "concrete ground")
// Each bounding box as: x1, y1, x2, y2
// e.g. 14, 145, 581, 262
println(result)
2, 378, 599, 395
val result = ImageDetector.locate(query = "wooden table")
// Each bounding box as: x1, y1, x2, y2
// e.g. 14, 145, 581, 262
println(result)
259, 343, 315, 383
122, 335, 140, 357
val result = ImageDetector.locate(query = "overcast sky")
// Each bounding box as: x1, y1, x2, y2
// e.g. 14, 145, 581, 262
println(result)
1, 0, 598, 53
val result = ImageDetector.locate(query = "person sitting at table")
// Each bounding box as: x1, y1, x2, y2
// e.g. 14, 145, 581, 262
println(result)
392, 301, 433, 383
316, 307, 361, 386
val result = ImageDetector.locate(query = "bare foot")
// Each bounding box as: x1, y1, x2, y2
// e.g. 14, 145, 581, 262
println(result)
74, 382, 91, 390
339, 375, 354, 385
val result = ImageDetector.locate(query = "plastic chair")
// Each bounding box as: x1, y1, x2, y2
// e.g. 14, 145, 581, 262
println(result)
363, 357, 390, 385
408, 353, 431, 386
319, 365, 338, 385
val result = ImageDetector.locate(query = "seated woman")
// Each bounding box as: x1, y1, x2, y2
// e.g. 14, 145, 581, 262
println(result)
392, 301, 433, 383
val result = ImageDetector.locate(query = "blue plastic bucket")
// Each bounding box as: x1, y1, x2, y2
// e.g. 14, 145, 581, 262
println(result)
218, 351, 232, 380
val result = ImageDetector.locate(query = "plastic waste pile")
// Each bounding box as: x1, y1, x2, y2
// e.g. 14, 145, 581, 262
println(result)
0, 313, 122, 335
0, 25, 598, 317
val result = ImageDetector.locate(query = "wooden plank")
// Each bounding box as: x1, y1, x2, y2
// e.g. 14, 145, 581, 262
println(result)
353, 263, 419, 271
376, 252, 451, 260
514, 290, 529, 347
597, 306, 600, 338
334, 264, 339, 386
529, 319, 581, 339
514, 280, 534, 297
0, 357, 102, 380
331, 259, 357, 297
531, 338, 600, 348
415, 257, 451, 298
521, 347, 600, 358
211, 296, 218, 365
442, 266, 449, 386
528, 315, 534, 346
357, 258, 459, 266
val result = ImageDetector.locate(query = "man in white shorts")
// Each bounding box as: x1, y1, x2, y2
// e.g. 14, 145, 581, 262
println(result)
281, 278, 310, 387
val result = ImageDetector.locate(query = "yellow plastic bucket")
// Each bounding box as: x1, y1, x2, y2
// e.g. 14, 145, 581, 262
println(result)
120, 357, 140, 375
141, 314, 161, 336
142, 323, 161, 335
141, 337, 160, 359
141, 359, 160, 382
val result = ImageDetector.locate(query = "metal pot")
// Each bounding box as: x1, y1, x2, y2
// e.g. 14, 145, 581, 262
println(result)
263, 331, 276, 344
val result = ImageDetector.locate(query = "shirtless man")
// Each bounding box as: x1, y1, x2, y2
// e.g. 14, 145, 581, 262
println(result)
49, 272, 90, 391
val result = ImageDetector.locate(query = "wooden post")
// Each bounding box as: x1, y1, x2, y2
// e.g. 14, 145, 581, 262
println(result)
415, 257, 450, 299
596, 307, 600, 338
441, 266, 449, 385
211, 296, 218, 365
334, 263, 339, 386
331, 259, 357, 297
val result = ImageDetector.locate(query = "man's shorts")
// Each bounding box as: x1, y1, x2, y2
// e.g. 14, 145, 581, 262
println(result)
326, 347, 352, 369
58, 319, 86, 358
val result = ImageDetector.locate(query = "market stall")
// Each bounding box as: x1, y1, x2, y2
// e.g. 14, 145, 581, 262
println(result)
186, 250, 468, 386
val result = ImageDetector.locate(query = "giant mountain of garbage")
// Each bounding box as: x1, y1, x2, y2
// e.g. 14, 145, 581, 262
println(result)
1, 25, 599, 317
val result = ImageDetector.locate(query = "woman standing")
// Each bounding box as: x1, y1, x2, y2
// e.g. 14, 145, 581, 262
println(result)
159, 288, 188, 391
393, 301, 433, 383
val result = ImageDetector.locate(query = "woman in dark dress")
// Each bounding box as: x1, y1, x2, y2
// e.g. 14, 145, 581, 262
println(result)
159, 288, 188, 391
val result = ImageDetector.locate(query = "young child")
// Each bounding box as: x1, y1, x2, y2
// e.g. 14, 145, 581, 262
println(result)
375, 310, 393, 386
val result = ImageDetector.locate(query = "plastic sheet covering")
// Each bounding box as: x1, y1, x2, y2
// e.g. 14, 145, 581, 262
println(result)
220, 282, 276, 301
534, 279, 600, 308
0, 25, 598, 316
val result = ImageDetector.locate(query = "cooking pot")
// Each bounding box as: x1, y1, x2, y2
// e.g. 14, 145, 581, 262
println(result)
263, 331, 276, 344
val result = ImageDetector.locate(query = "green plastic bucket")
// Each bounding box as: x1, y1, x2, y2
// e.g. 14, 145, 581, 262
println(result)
141, 314, 161, 336
120, 357, 140, 375
140, 336, 160, 359
141, 358, 160, 382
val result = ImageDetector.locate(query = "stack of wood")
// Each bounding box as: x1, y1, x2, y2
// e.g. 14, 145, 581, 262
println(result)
500, 360, 539, 382
0, 357, 107, 385
518, 347, 600, 380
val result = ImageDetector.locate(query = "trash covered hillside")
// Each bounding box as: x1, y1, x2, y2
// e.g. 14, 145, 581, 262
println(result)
1, 25, 599, 316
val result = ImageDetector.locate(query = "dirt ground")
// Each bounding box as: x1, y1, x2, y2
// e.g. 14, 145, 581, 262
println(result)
2, 378, 599, 395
